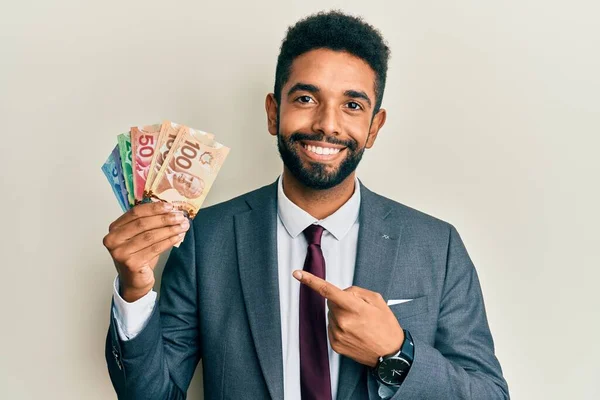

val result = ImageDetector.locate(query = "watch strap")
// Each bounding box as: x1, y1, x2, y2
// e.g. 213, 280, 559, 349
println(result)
401, 329, 414, 362
373, 329, 414, 387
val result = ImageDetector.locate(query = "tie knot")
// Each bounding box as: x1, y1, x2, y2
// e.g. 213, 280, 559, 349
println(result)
303, 224, 324, 246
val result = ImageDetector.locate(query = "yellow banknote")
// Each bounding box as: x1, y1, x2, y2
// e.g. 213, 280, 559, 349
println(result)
149, 127, 229, 218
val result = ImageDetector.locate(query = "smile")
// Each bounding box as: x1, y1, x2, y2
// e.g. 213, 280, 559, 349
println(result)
299, 140, 346, 162
303, 144, 341, 155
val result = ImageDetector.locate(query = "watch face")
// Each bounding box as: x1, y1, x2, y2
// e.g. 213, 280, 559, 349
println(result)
377, 357, 410, 386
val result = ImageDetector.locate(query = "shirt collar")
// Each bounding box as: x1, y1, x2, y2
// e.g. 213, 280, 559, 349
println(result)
277, 174, 361, 241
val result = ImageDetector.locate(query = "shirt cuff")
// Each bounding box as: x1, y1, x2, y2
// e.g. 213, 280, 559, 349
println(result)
377, 380, 398, 399
112, 275, 157, 341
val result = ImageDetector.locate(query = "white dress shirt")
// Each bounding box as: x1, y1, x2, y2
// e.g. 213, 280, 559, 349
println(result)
276, 176, 360, 400
112, 175, 395, 399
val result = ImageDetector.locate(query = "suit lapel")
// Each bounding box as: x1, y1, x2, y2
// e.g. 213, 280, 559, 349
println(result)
235, 181, 284, 400
336, 182, 404, 400
233, 180, 404, 400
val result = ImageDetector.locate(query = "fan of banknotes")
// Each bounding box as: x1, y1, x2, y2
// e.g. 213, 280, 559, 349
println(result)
102, 121, 230, 219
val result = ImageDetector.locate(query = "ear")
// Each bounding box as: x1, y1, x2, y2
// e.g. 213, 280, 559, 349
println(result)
365, 108, 387, 149
265, 93, 278, 136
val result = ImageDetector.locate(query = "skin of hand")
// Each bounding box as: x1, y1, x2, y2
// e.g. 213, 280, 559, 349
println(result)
293, 270, 404, 368
102, 201, 190, 302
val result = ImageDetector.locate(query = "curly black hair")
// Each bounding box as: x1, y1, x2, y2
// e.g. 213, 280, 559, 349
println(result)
274, 10, 390, 114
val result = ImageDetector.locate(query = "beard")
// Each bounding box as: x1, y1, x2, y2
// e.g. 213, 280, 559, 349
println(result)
277, 127, 367, 190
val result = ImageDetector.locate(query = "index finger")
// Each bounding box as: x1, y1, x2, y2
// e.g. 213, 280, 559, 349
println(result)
109, 201, 174, 231
293, 270, 356, 309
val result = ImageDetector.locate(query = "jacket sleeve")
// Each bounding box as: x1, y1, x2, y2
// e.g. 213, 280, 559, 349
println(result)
389, 225, 510, 400
105, 221, 201, 399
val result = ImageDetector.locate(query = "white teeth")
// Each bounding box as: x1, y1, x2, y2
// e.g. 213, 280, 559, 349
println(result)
304, 144, 341, 156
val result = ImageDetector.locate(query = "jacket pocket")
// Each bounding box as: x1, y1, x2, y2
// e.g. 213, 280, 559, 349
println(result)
388, 295, 429, 320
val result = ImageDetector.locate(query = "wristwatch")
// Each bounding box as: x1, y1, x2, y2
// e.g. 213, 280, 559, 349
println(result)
373, 329, 414, 387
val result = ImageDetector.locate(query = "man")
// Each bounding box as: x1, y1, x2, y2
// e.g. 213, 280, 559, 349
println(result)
103, 11, 509, 400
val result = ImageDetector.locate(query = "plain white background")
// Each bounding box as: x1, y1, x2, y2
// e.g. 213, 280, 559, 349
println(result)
1, 1, 598, 399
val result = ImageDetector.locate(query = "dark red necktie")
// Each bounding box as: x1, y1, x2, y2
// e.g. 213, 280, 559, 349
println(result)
299, 224, 332, 400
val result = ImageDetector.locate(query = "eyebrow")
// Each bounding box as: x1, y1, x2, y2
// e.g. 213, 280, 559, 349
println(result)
286, 82, 372, 108
287, 83, 320, 96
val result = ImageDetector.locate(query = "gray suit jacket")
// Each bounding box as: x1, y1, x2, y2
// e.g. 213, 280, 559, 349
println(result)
106, 179, 509, 399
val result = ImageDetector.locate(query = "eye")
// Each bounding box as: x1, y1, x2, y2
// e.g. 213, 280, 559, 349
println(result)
346, 101, 363, 110
295, 95, 314, 104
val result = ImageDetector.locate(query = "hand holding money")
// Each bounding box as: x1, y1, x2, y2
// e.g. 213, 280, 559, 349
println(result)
102, 202, 190, 302
101, 120, 229, 300
102, 120, 229, 241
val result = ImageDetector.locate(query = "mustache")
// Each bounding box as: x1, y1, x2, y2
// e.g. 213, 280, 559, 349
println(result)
288, 132, 358, 151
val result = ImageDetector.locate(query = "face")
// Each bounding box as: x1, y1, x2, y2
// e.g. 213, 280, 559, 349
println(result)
173, 172, 205, 199
266, 48, 386, 190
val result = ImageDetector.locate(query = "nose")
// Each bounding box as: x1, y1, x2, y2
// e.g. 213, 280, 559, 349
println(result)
311, 104, 341, 137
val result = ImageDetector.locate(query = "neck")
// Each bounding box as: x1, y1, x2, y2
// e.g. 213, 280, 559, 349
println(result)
281, 167, 357, 220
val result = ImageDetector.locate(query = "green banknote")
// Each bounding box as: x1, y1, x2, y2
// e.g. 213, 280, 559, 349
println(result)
117, 132, 135, 207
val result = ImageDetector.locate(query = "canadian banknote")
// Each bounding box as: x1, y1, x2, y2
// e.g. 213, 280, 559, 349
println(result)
117, 132, 135, 207
144, 121, 215, 196
131, 124, 161, 203
101, 145, 130, 212
103, 121, 229, 227
149, 126, 230, 218
144, 121, 183, 196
